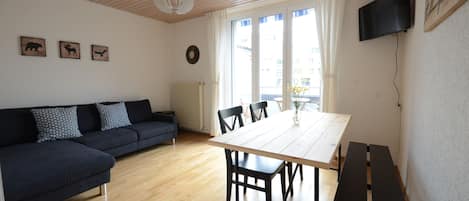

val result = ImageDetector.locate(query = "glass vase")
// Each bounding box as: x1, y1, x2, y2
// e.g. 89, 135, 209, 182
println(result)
293, 107, 300, 125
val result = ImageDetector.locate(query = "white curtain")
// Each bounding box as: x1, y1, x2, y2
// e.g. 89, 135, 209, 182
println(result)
316, 0, 346, 112
207, 10, 228, 136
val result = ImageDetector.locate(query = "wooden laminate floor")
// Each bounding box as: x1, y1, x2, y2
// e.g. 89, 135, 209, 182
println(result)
68, 132, 339, 201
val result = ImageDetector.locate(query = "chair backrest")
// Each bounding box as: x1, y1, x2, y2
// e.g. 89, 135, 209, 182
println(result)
218, 106, 244, 134
249, 101, 268, 122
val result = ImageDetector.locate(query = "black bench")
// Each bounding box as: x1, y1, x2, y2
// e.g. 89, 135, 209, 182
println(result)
334, 142, 405, 201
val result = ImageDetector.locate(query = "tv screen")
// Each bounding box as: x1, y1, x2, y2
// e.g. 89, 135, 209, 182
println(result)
359, 0, 411, 41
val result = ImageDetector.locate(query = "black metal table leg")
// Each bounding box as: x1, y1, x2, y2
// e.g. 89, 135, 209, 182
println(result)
315, 167, 319, 201
287, 162, 293, 196
283, 162, 299, 200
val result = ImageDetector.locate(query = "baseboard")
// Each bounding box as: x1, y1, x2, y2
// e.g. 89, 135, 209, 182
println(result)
179, 128, 210, 135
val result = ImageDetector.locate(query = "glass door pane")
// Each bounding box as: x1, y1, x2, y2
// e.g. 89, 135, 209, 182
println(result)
291, 8, 321, 111
232, 18, 253, 107
259, 14, 284, 112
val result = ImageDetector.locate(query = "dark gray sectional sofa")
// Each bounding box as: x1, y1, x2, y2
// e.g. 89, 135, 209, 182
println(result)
0, 99, 178, 201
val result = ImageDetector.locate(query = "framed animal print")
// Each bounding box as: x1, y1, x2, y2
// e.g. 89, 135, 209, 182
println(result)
20, 36, 46, 57
91, 45, 109, 61
59, 41, 80, 59
425, 0, 467, 32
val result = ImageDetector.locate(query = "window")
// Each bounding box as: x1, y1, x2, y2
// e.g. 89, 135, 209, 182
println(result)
259, 13, 284, 108
228, 2, 320, 113
231, 18, 252, 107
291, 8, 321, 111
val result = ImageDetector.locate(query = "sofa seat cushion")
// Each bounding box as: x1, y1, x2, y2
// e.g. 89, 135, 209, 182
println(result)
72, 128, 138, 151
0, 141, 115, 201
127, 121, 176, 140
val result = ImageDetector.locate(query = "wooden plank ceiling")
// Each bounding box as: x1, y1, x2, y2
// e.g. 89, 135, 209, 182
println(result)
89, 0, 259, 23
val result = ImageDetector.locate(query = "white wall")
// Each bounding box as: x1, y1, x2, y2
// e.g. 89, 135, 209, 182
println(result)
336, 0, 401, 161
0, 0, 172, 110
399, 1, 469, 201
170, 16, 212, 133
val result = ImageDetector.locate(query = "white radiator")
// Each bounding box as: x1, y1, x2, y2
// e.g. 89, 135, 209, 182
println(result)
170, 82, 205, 131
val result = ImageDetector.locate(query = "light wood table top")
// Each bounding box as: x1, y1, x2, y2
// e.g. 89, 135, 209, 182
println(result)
208, 111, 351, 169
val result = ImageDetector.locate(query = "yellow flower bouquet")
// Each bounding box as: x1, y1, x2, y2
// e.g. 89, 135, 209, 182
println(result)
289, 86, 308, 125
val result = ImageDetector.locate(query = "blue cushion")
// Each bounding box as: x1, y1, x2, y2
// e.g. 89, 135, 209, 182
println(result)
96, 103, 132, 131
71, 128, 138, 151
0, 141, 115, 201
127, 121, 176, 140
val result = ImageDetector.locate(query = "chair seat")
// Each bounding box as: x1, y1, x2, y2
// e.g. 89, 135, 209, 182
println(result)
232, 153, 285, 176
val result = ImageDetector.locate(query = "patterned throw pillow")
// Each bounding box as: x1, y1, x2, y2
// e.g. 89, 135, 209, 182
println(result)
96, 102, 132, 131
31, 106, 82, 143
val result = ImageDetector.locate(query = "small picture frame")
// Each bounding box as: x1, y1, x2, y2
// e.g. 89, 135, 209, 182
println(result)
59, 41, 80, 59
20, 36, 46, 57
91, 45, 109, 61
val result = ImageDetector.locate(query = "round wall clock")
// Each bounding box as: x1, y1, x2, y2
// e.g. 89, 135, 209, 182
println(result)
186, 45, 200, 64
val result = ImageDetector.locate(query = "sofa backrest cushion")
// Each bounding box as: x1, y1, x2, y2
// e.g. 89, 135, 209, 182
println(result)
0, 108, 38, 147
76, 104, 101, 133
125, 100, 152, 124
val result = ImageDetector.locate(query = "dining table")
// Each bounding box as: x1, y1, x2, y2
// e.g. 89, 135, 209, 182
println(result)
208, 110, 351, 201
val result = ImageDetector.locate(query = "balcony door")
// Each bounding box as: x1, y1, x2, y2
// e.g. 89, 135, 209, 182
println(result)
229, 2, 320, 118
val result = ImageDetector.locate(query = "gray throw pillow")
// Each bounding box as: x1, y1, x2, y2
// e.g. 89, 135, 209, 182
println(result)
31, 106, 82, 143
96, 102, 132, 131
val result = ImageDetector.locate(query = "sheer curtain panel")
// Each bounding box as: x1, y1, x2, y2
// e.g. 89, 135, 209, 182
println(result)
207, 10, 229, 136
316, 0, 345, 112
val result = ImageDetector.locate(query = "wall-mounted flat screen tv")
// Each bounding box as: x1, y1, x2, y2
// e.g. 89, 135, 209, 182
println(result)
359, 0, 411, 41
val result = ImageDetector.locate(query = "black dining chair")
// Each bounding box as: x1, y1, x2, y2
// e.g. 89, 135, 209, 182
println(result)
249, 101, 268, 122
218, 106, 286, 201
249, 101, 304, 196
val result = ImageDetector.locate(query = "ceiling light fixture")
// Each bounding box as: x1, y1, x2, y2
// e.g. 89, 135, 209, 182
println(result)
153, 0, 194, 15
